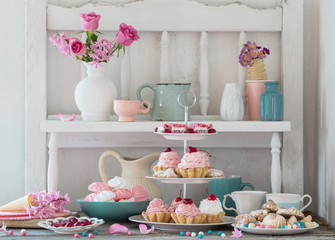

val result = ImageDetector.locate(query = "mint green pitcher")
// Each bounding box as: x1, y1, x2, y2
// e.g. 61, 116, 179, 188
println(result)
137, 83, 191, 121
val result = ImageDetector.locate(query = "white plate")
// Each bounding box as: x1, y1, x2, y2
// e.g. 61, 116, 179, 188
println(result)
38, 216, 104, 234
232, 223, 319, 235
154, 132, 217, 140
129, 215, 235, 231
146, 176, 225, 184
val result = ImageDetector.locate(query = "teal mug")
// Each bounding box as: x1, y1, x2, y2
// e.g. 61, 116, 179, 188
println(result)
209, 175, 254, 216
136, 83, 191, 121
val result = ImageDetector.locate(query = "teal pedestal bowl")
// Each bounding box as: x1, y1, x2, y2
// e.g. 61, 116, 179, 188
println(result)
77, 199, 149, 222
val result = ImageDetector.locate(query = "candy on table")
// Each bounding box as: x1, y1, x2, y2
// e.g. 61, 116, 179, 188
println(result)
88, 233, 93, 238
93, 230, 98, 234
9, 230, 14, 235
218, 231, 223, 236
186, 232, 191, 236
191, 232, 196, 237
21, 229, 26, 236
128, 231, 133, 236
83, 232, 88, 237
249, 222, 256, 228
180, 231, 185, 236
74, 233, 80, 238
198, 231, 204, 235
207, 230, 213, 235
198, 233, 203, 239
220, 233, 226, 237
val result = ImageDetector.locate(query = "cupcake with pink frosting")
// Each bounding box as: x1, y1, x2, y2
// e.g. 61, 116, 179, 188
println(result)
171, 198, 206, 224
175, 146, 210, 178
142, 198, 172, 223
153, 148, 180, 178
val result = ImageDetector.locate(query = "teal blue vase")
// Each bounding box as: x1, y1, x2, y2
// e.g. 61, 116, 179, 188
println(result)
260, 81, 283, 121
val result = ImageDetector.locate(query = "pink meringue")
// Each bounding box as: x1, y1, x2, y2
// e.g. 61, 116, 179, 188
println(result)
113, 189, 132, 201
132, 185, 149, 202
83, 192, 98, 201
88, 182, 112, 192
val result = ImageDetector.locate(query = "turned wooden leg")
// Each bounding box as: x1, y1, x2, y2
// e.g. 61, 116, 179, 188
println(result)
271, 132, 282, 193
48, 133, 59, 192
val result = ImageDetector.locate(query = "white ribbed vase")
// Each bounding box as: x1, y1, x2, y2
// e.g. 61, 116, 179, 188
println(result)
75, 63, 117, 121
220, 82, 244, 121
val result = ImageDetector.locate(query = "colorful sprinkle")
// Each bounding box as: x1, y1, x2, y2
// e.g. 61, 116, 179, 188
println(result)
218, 231, 223, 236
243, 224, 248, 228
255, 222, 260, 226
253, 221, 257, 224
93, 230, 98, 234
296, 224, 300, 229
294, 222, 299, 225
287, 224, 292, 229
281, 225, 285, 229
128, 231, 133, 236
244, 221, 249, 225
186, 232, 191, 236
74, 233, 80, 238
198, 233, 203, 239
207, 230, 212, 235
260, 224, 265, 228
88, 233, 93, 238
191, 232, 196, 237
267, 225, 273, 228
293, 224, 298, 229
9, 230, 14, 235
180, 231, 185, 236
83, 232, 88, 237
221, 233, 226, 237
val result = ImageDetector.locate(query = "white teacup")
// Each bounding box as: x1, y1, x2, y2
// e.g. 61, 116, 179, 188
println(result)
223, 191, 267, 215
266, 193, 312, 211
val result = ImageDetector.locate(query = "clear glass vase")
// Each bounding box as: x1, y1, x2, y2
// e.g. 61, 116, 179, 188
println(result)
260, 81, 283, 121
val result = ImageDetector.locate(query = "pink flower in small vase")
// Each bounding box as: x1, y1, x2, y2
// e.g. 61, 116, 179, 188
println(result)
69, 38, 87, 56
116, 23, 139, 46
80, 12, 101, 31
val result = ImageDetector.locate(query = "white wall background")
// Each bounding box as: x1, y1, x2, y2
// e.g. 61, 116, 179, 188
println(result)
1, 0, 334, 228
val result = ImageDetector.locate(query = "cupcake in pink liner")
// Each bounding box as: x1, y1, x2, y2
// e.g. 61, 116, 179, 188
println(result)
113, 189, 132, 202
175, 146, 210, 178
153, 148, 180, 178
171, 198, 206, 224
131, 185, 149, 202
142, 198, 172, 223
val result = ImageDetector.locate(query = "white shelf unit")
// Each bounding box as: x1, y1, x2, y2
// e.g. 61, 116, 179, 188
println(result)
26, 0, 303, 195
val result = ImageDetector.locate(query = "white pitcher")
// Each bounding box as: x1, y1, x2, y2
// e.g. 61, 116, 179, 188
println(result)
99, 150, 162, 200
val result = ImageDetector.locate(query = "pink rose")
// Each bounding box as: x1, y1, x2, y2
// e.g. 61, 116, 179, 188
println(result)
69, 38, 87, 56
116, 23, 139, 46
80, 12, 101, 31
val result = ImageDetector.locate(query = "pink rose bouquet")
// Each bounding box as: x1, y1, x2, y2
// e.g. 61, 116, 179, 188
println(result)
49, 12, 139, 67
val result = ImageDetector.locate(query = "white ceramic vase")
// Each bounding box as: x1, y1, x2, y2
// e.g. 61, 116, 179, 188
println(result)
75, 63, 117, 121
220, 82, 244, 121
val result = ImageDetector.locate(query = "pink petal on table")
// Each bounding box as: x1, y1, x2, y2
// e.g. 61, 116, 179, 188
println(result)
88, 182, 112, 192
68, 113, 75, 121
139, 224, 154, 234
108, 223, 128, 234
83, 192, 98, 201
58, 113, 64, 120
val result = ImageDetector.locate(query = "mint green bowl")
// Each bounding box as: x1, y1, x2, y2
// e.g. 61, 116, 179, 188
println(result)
77, 199, 149, 222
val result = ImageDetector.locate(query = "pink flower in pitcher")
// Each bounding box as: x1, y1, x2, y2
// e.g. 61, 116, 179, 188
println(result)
80, 12, 101, 31
69, 38, 87, 56
116, 23, 139, 46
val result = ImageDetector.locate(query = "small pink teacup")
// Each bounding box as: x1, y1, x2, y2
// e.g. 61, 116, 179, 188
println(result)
114, 100, 151, 122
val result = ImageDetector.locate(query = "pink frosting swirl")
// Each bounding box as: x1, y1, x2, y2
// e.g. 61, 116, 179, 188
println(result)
168, 199, 183, 212
157, 152, 180, 169
178, 152, 210, 169
175, 203, 201, 217
145, 198, 169, 214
